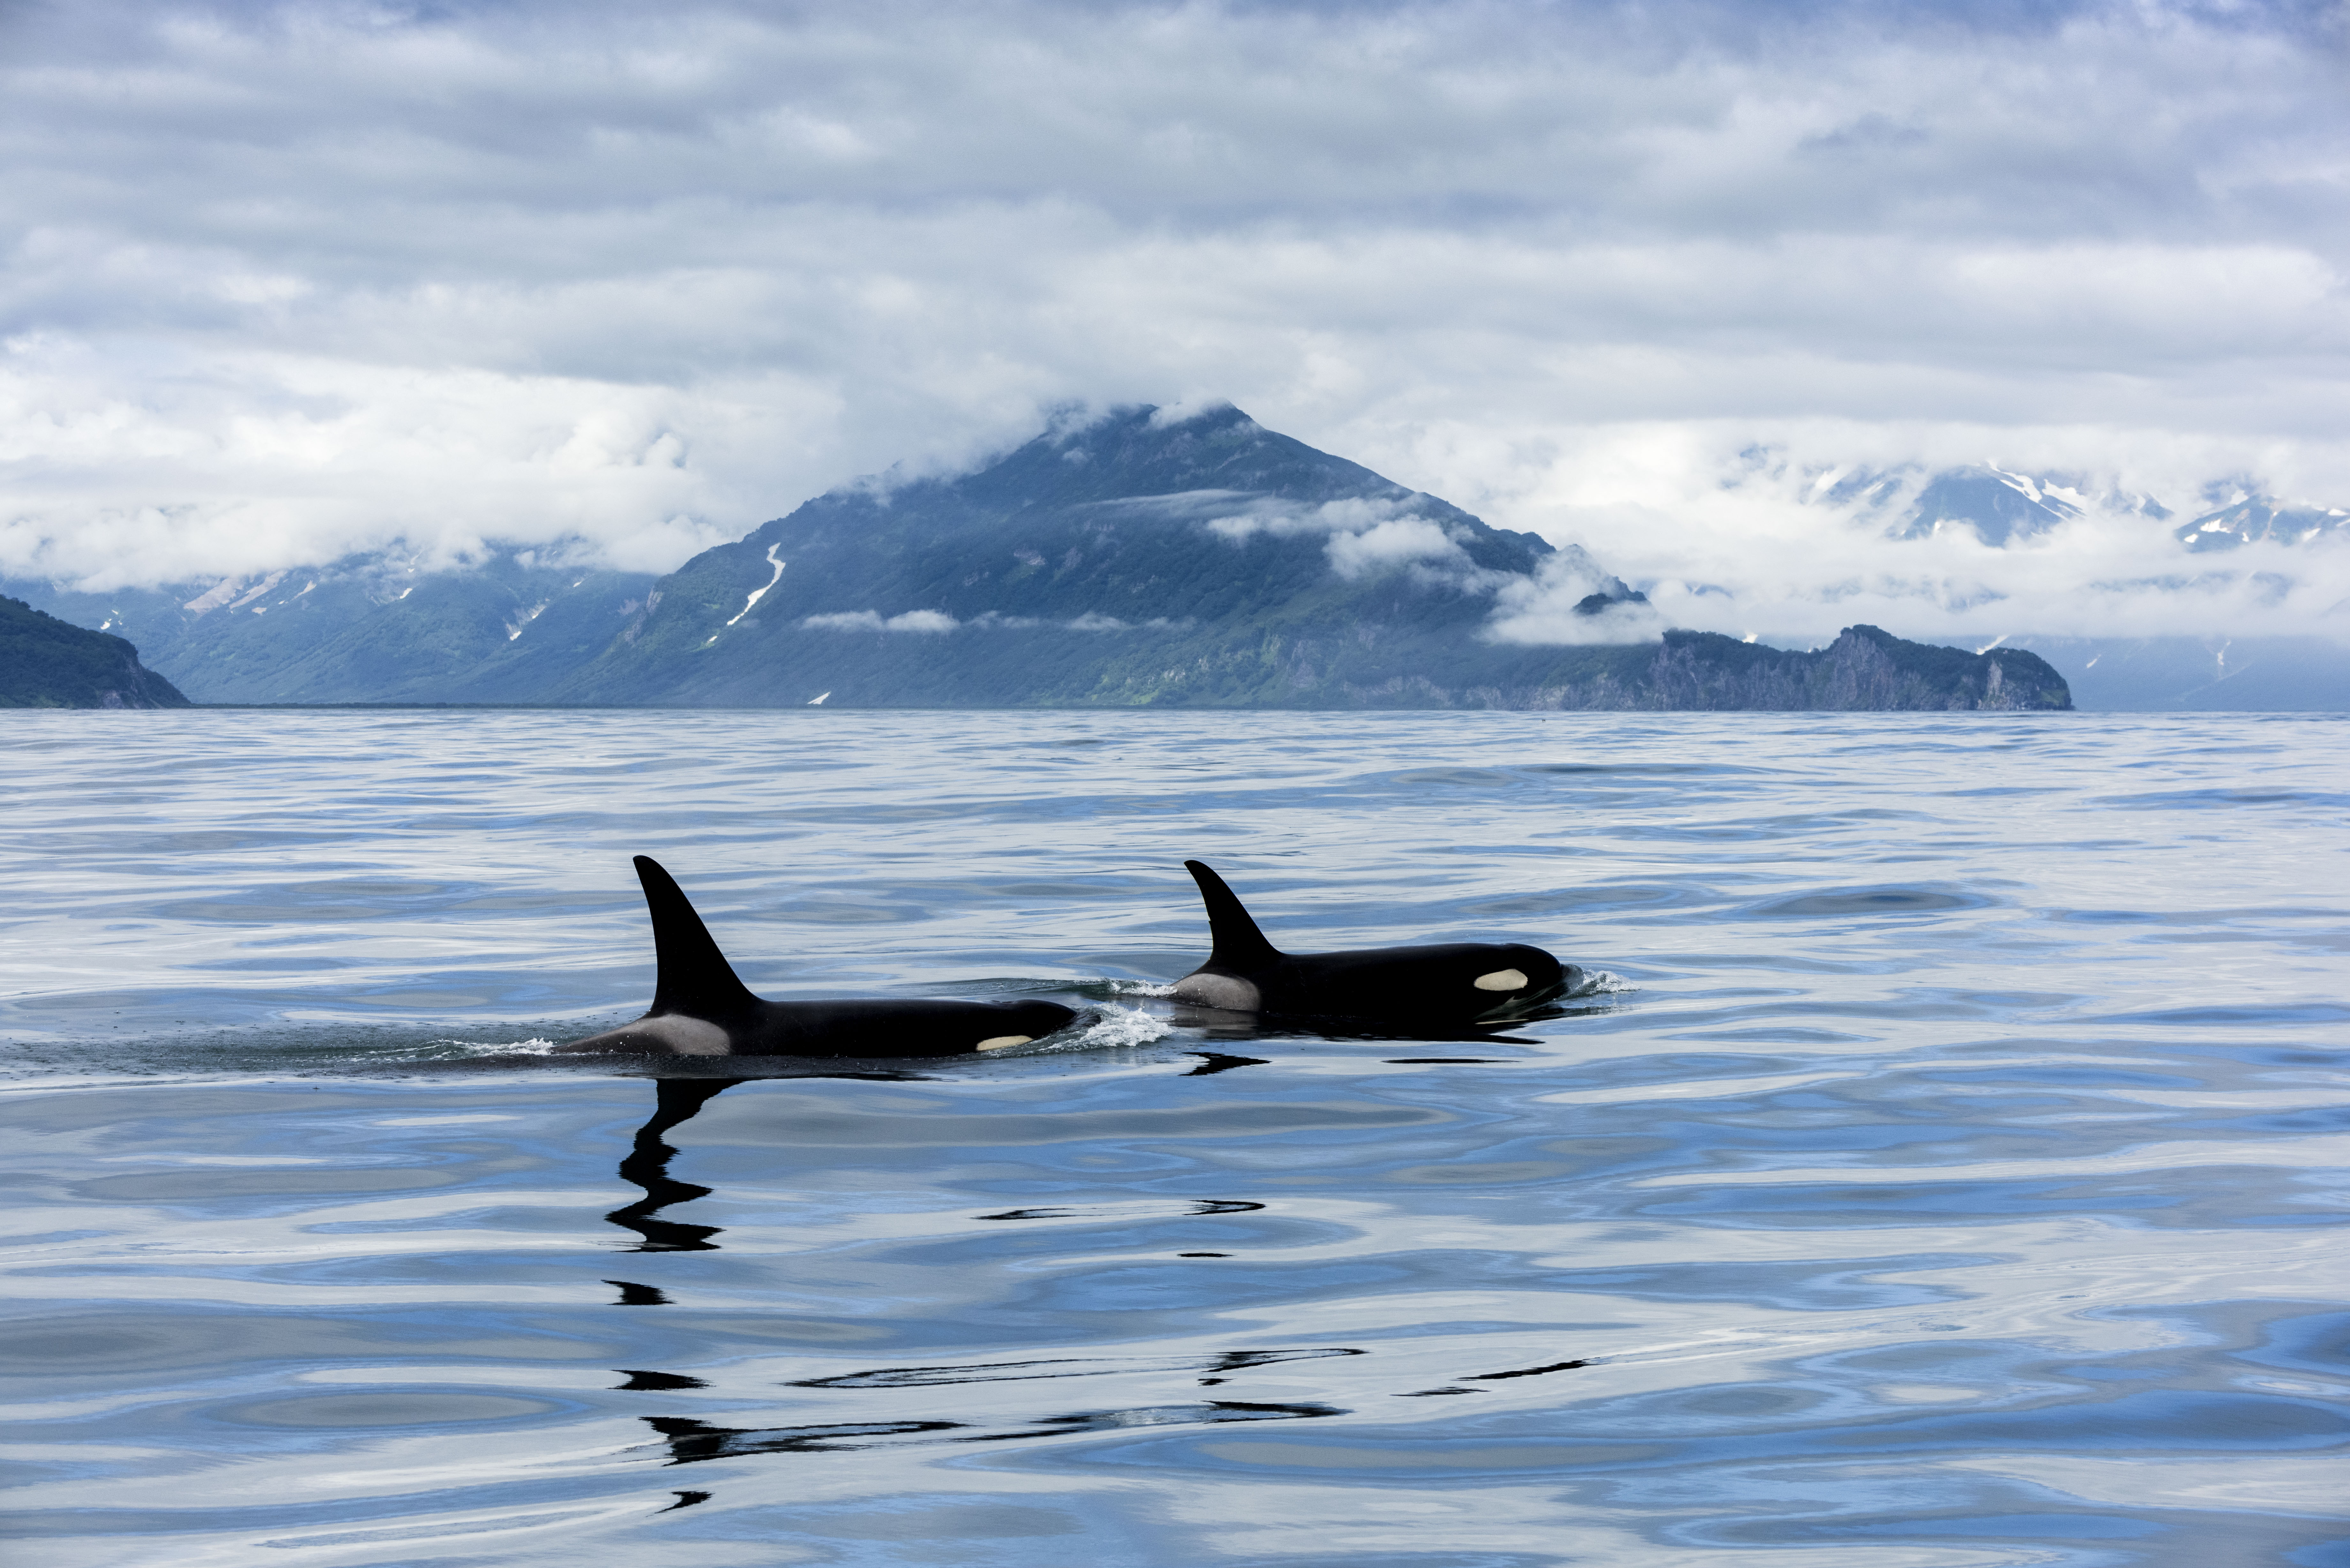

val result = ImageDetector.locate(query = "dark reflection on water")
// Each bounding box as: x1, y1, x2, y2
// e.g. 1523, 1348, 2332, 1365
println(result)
3, 710, 2348, 1565
1184, 1050, 1269, 1075
605, 1077, 742, 1252
1468, 1359, 1590, 1381
1168, 1001, 1576, 1043
1741, 886, 1990, 918
603, 1278, 673, 1305
614, 1368, 708, 1391
979, 1199, 1265, 1221
791, 1347, 1362, 1389
647, 1399, 1346, 1464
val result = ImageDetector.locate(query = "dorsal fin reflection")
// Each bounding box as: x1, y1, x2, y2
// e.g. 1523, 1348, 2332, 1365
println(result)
606, 1077, 743, 1251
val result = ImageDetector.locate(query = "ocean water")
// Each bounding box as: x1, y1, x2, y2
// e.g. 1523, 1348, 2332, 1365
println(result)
2, 708, 2346, 1567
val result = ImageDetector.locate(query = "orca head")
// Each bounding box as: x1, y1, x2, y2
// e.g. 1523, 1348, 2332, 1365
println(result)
1455, 942, 1571, 1019
1170, 860, 1570, 1024
1269, 940, 1568, 1023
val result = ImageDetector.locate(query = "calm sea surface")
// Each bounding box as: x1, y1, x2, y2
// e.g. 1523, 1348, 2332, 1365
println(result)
2, 709, 2346, 1566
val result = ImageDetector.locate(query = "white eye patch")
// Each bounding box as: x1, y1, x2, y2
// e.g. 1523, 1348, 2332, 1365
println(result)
974, 1035, 1034, 1051
1472, 969, 1528, 992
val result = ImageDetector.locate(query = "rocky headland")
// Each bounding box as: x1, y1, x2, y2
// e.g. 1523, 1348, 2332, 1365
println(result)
1, 596, 192, 709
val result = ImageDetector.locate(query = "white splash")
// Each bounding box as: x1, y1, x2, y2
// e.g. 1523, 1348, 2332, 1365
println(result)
1064, 1004, 1172, 1050
423, 1037, 565, 1058
807, 691, 830, 705
1103, 979, 1177, 998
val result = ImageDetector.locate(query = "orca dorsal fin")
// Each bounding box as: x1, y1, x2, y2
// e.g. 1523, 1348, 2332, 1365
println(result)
634, 856, 761, 1019
1184, 860, 1284, 972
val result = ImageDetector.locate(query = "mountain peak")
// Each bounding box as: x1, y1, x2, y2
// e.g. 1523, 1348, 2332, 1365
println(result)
928, 401, 1442, 521
2175, 493, 2349, 553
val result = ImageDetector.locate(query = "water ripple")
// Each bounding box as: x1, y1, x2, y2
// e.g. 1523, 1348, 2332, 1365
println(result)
1, 709, 2346, 1564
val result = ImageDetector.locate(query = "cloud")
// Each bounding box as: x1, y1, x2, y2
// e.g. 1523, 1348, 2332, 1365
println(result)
801, 608, 958, 632
1486, 554, 1666, 645
1324, 516, 1469, 579
1490, 425, 2350, 643
1193, 493, 1485, 583
0, 0, 2342, 642
799, 607, 1179, 633
1200, 495, 1422, 542
0, 340, 746, 586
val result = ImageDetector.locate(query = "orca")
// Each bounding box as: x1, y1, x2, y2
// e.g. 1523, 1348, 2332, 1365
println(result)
1169, 861, 1574, 1025
559, 857, 1080, 1058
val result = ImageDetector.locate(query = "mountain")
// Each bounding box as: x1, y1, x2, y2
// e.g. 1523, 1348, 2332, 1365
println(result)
1758, 452, 2350, 580
3, 552, 657, 704
4, 404, 2072, 712
1891, 466, 2084, 545
2174, 492, 2350, 553
1, 595, 190, 708
532, 403, 1643, 708
1, 405, 1641, 707
1840, 462, 2171, 546
1818, 461, 2348, 560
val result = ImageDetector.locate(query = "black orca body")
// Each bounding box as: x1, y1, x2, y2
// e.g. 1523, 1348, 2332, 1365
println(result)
1170, 861, 1574, 1026
560, 857, 1080, 1058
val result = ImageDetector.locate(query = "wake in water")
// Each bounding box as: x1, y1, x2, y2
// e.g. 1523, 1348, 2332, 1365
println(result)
0, 971, 1621, 1081
0, 988, 1185, 1083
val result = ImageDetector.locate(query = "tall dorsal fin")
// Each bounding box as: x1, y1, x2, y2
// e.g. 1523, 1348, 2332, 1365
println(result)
634, 856, 760, 1019
1184, 860, 1284, 972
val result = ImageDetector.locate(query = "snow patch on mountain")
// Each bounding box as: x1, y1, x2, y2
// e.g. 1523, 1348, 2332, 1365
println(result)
725, 544, 787, 625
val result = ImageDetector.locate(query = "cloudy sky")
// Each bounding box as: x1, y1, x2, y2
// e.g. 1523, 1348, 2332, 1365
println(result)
4, 0, 2346, 642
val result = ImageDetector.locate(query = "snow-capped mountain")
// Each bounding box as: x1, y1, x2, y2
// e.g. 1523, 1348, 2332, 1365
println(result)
1787, 459, 2344, 561
1, 550, 658, 704
1892, 465, 2086, 545
1802, 461, 2174, 547
2174, 491, 2350, 553
531, 403, 1646, 708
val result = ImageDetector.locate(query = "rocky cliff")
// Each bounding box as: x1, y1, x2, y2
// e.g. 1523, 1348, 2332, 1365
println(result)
1490, 626, 2070, 711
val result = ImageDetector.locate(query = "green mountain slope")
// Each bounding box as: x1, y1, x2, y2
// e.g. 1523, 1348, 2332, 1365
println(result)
1, 596, 191, 708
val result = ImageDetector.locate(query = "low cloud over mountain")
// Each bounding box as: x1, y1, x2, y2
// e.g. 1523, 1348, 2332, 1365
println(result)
1518, 442, 2349, 647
